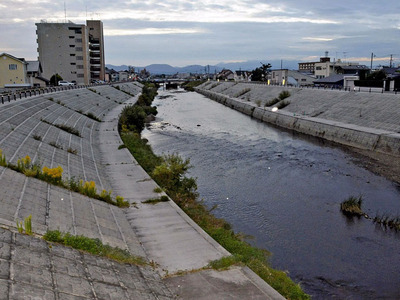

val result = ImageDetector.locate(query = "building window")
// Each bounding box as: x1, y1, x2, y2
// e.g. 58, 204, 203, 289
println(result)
76, 47, 83, 51
70, 62, 76, 65
316, 67, 322, 70
69, 36, 74, 39
75, 38, 82, 43
70, 54, 76, 57
69, 45, 75, 48
77, 65, 84, 69
76, 56, 83, 61
71, 71, 77, 74
77, 74, 84, 78
9, 64, 17, 70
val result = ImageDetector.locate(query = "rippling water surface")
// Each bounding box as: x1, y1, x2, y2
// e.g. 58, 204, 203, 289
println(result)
142, 89, 400, 299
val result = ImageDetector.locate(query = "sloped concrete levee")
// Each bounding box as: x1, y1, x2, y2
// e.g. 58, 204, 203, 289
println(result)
195, 82, 400, 157
0, 83, 285, 299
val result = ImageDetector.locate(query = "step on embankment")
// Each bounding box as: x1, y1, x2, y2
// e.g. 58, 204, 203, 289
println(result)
0, 82, 285, 299
195, 82, 400, 157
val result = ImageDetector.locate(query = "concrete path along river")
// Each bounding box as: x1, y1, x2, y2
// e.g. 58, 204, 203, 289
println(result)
143, 89, 400, 299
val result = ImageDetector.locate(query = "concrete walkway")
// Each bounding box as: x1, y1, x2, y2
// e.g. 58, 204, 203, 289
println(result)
98, 89, 285, 299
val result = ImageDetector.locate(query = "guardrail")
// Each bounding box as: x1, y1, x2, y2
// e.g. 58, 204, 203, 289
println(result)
0, 82, 124, 104
0, 85, 90, 104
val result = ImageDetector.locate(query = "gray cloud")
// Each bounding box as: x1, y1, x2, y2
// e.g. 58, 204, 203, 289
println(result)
0, 0, 399, 67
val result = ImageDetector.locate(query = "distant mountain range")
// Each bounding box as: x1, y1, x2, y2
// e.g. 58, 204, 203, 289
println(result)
106, 60, 299, 75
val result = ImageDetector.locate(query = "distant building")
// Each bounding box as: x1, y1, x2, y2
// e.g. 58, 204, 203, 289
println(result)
270, 69, 288, 85
36, 20, 105, 85
119, 71, 128, 81
234, 70, 251, 82
0, 53, 29, 88
0, 53, 48, 89
26, 60, 48, 87
216, 69, 234, 81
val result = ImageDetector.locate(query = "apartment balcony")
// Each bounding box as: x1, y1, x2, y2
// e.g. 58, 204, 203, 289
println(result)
90, 52, 100, 58
90, 45, 100, 51
90, 59, 101, 65
91, 67, 101, 72
89, 38, 100, 44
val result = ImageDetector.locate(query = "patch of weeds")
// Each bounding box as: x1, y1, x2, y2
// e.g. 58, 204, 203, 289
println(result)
278, 90, 291, 100
42, 166, 63, 184
85, 112, 101, 122
41, 119, 81, 137
208, 255, 241, 270
43, 230, 146, 265
142, 195, 169, 204
340, 196, 363, 216
153, 187, 163, 193
116, 195, 129, 208
255, 99, 262, 107
265, 98, 280, 107
49, 141, 63, 149
276, 101, 290, 109
33, 134, 42, 141
0, 149, 7, 167
118, 144, 127, 150
67, 147, 78, 155
182, 80, 205, 91
16, 215, 33, 235
54, 124, 81, 137
48, 97, 54, 101
373, 214, 400, 231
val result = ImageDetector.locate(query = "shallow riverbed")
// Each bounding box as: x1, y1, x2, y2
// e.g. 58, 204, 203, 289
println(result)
142, 89, 400, 299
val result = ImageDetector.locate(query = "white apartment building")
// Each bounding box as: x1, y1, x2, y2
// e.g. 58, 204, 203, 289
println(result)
36, 20, 105, 85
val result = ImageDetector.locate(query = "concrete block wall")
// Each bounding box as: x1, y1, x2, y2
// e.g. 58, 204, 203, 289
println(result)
195, 83, 400, 157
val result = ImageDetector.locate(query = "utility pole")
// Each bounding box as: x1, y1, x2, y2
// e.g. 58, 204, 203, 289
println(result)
390, 54, 393, 68
370, 52, 374, 70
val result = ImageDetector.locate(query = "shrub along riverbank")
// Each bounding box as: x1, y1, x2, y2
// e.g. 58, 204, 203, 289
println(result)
119, 83, 310, 299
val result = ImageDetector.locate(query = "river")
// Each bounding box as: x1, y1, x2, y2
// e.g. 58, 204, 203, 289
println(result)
142, 88, 400, 299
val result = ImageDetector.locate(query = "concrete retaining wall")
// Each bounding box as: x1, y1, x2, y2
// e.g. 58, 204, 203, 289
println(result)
195, 87, 400, 157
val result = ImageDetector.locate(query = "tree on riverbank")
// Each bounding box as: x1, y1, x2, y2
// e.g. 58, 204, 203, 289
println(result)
251, 63, 271, 81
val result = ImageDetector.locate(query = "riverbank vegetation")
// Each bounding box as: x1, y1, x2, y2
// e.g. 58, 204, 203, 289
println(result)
340, 196, 364, 216
119, 83, 310, 299
340, 195, 400, 232
44, 230, 146, 265
182, 80, 205, 91
0, 150, 128, 207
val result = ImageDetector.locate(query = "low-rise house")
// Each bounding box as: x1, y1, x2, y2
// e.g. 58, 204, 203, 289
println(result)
216, 69, 234, 81
0, 53, 30, 88
26, 60, 48, 87
0, 53, 49, 88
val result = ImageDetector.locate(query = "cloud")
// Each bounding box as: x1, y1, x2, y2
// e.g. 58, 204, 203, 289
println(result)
105, 27, 205, 36
1, 0, 399, 66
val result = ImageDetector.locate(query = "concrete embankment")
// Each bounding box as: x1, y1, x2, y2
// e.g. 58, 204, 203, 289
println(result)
195, 82, 400, 157
0, 83, 285, 299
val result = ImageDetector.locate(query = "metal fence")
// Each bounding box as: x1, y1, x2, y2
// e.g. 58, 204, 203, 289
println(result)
0, 83, 115, 104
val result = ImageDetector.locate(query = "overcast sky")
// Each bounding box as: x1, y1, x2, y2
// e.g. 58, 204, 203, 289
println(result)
1, 0, 399, 68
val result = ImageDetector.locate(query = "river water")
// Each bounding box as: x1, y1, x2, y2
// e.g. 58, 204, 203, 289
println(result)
142, 89, 400, 299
